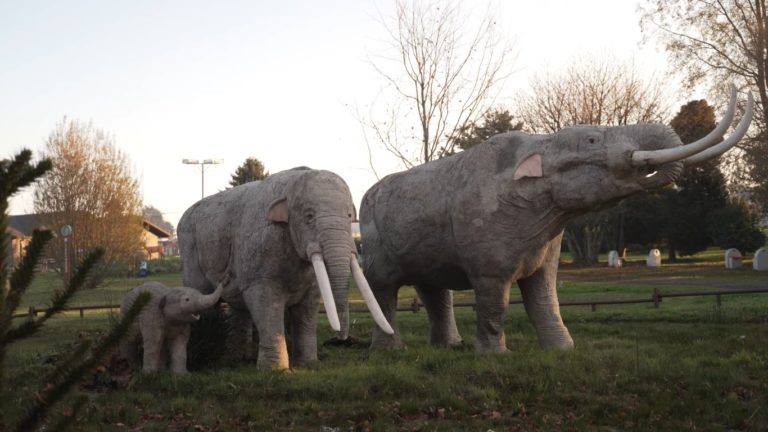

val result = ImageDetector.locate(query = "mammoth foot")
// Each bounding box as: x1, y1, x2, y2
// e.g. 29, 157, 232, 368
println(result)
474, 341, 509, 354
538, 335, 575, 350
535, 325, 574, 350
369, 333, 407, 351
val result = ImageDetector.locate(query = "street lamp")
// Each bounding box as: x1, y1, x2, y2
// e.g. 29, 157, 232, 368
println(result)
182, 158, 224, 199
60, 224, 72, 286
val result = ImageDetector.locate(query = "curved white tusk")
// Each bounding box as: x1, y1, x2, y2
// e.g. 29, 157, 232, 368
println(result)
684, 92, 754, 165
350, 256, 395, 335
631, 85, 738, 167
310, 253, 341, 332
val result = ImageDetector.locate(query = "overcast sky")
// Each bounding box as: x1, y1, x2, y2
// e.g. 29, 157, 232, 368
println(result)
0, 0, 675, 227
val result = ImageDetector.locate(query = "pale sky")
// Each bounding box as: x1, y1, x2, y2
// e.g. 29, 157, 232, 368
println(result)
0, 0, 673, 228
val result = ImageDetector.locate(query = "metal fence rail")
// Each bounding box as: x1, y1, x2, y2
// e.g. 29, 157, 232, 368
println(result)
12, 287, 768, 319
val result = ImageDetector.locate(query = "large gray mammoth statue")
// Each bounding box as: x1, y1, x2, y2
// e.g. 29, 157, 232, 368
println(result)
178, 167, 393, 369
361, 88, 753, 352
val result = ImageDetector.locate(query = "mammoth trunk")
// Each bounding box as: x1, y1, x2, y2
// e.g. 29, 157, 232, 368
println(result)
321, 242, 352, 340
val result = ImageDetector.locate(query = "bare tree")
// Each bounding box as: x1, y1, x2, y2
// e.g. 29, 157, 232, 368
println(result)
640, 0, 768, 210
34, 118, 144, 277
363, 0, 515, 169
515, 56, 669, 265
517, 56, 668, 133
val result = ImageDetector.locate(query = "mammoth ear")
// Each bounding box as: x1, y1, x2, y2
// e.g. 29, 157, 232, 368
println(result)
513, 153, 543, 180
158, 295, 167, 311
351, 203, 358, 223
267, 198, 289, 223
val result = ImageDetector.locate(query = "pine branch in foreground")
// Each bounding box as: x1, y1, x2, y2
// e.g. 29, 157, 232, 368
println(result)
1, 149, 143, 432
0, 248, 104, 346
14, 291, 150, 432
2, 230, 53, 317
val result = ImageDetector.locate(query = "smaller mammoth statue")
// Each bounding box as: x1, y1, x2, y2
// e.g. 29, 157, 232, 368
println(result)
120, 281, 223, 374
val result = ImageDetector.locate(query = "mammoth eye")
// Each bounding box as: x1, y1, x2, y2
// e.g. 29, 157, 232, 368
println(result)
185, 298, 190, 302
588, 137, 596, 144
347, 213, 353, 218
305, 212, 315, 223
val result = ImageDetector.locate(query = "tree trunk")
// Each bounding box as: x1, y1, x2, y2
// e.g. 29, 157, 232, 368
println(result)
668, 239, 677, 261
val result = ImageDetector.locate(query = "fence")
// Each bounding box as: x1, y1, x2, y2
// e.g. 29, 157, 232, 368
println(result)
12, 287, 768, 319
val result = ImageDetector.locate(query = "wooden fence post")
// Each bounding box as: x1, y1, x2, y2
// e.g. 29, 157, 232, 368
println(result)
652, 288, 661, 308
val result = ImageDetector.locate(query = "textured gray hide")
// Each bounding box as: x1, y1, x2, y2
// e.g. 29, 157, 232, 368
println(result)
120, 281, 221, 374
178, 168, 358, 369
361, 125, 689, 352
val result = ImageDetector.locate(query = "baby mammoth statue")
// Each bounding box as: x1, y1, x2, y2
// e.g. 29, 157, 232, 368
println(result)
120, 281, 222, 374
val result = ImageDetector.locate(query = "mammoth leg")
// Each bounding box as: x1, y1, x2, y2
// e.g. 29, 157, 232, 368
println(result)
242, 284, 289, 369
120, 329, 142, 369
517, 251, 574, 349
415, 285, 462, 347
287, 294, 320, 367
140, 321, 165, 372
169, 326, 190, 374
471, 277, 511, 353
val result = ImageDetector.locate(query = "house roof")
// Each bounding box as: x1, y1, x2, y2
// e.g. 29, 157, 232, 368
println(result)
6, 225, 25, 239
7, 214, 45, 237
7, 214, 171, 239
143, 220, 171, 238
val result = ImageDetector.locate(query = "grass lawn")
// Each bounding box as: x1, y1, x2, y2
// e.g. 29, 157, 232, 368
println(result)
2, 249, 767, 431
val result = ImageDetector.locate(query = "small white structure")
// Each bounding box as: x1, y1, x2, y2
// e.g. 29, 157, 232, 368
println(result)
607, 250, 622, 268
724, 248, 743, 269
753, 248, 767, 271
646, 249, 661, 267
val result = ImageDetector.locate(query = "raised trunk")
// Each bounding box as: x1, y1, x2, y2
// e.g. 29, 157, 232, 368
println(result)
195, 283, 223, 310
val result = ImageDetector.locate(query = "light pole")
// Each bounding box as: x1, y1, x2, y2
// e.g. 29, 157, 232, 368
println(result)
60, 224, 72, 287
182, 158, 223, 199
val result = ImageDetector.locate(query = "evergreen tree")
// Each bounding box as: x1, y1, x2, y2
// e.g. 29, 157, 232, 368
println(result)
1, 150, 149, 430
229, 157, 269, 187
452, 108, 523, 151
620, 99, 765, 258
706, 200, 767, 252
665, 100, 728, 259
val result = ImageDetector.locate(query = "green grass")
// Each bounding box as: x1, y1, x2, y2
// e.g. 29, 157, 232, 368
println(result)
3, 250, 768, 430
3, 304, 767, 431
15, 272, 182, 311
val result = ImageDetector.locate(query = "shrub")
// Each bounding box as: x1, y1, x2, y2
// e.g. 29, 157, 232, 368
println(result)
706, 200, 767, 252
147, 257, 182, 274
187, 303, 232, 371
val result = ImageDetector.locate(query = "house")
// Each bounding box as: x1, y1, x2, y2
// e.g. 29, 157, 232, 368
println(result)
5, 214, 51, 270
159, 237, 180, 257
141, 220, 172, 260
5, 215, 172, 267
